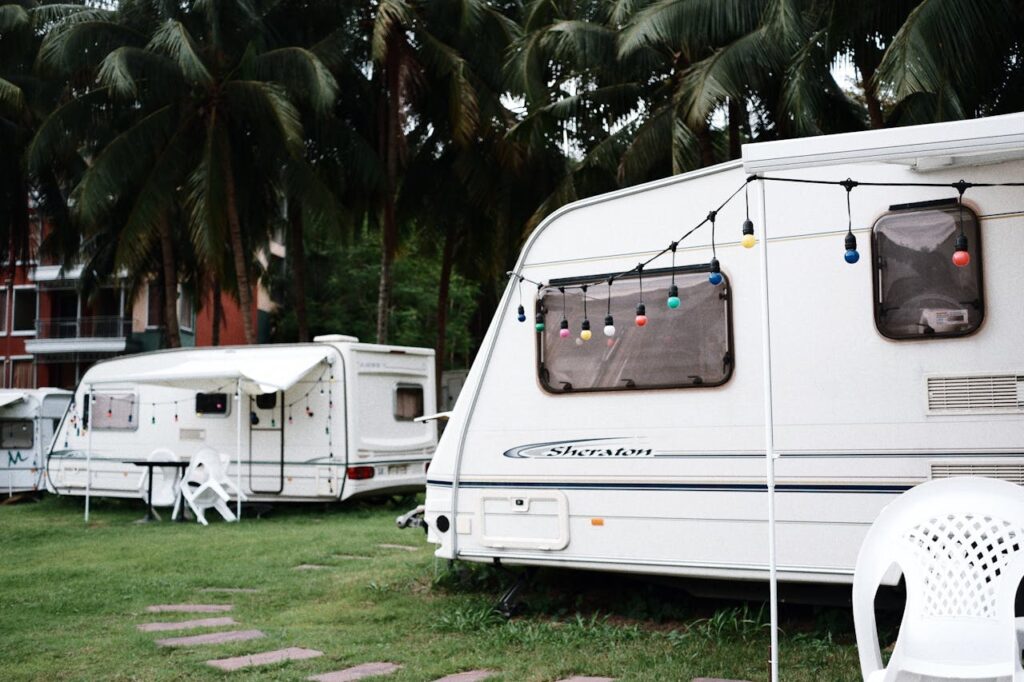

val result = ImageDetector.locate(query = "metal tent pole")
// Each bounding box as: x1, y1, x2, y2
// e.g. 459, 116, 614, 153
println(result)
85, 387, 93, 523
235, 381, 242, 520
757, 178, 779, 682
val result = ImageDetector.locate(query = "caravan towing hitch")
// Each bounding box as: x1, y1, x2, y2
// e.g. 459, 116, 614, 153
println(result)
395, 504, 427, 532
493, 559, 537, 619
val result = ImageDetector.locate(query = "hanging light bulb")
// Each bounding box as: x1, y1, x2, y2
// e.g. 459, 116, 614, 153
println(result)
517, 305, 526, 322
603, 314, 615, 337
741, 182, 756, 248
952, 233, 970, 267
559, 319, 570, 338
635, 303, 647, 327
580, 319, 592, 341
534, 312, 545, 332
844, 232, 860, 264
666, 284, 680, 309
708, 258, 723, 286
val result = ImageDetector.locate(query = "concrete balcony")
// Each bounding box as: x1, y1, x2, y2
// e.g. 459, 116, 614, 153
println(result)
25, 316, 129, 354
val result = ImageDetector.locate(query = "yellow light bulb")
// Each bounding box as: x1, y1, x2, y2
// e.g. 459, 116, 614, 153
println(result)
741, 233, 756, 249
580, 329, 592, 341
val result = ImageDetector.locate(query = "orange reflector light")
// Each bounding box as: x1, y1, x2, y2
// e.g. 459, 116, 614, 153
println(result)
591, 518, 604, 526
346, 466, 375, 480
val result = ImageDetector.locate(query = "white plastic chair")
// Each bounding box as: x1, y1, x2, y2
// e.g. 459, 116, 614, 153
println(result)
853, 477, 1024, 681
136, 448, 181, 509
173, 448, 243, 525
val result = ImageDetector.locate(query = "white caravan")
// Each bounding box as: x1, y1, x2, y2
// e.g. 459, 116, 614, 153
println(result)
1, 389, 73, 496
422, 113, 1024, 587
47, 336, 436, 503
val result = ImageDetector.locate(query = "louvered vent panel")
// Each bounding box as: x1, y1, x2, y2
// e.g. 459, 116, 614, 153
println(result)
926, 375, 1024, 414
931, 463, 1024, 486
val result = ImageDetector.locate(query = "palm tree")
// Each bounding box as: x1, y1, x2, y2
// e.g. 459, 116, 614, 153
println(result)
31, 0, 337, 345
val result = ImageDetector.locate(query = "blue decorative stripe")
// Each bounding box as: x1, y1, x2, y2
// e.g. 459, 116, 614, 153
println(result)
426, 479, 913, 494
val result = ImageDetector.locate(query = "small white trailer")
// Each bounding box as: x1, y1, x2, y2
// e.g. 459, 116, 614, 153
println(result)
422, 113, 1024, 590
1, 389, 73, 496
46, 335, 437, 505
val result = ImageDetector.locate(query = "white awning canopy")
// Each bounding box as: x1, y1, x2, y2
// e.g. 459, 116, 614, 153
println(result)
86, 346, 333, 395
0, 391, 27, 409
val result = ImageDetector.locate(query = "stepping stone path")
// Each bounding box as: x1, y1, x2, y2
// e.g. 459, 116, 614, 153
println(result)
199, 587, 260, 593
432, 671, 497, 682
377, 544, 418, 552
308, 662, 402, 681
138, 617, 238, 632
557, 678, 617, 682
207, 647, 324, 671
692, 679, 753, 682
155, 629, 264, 647
295, 564, 331, 570
147, 604, 233, 613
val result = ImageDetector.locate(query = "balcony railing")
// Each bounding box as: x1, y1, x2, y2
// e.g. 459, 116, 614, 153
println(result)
35, 316, 129, 340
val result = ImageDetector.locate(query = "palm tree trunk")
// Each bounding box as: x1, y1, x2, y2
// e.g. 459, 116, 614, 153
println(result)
220, 140, 256, 344
854, 45, 885, 129
157, 219, 181, 348
288, 202, 310, 342
728, 98, 743, 160
376, 36, 402, 345
697, 122, 715, 167
434, 225, 454, 407
211, 278, 222, 346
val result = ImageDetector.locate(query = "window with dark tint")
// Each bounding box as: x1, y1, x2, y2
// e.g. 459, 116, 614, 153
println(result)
1, 420, 33, 448
872, 204, 983, 339
92, 393, 139, 430
196, 392, 229, 416
395, 385, 424, 421
255, 392, 277, 410
538, 267, 732, 393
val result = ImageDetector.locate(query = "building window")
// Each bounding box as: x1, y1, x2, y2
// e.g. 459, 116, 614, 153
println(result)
87, 392, 139, 430
10, 359, 33, 389
0, 287, 7, 334
872, 202, 984, 339
395, 385, 424, 421
12, 288, 36, 334
0, 420, 33, 448
179, 290, 195, 332
147, 281, 165, 328
537, 267, 733, 393
196, 392, 230, 416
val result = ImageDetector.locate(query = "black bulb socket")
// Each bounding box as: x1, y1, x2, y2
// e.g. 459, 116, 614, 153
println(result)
636, 303, 646, 316
845, 232, 857, 251
559, 319, 569, 330
604, 314, 613, 326
517, 304, 525, 316
742, 219, 754, 236
668, 284, 678, 298
581, 319, 590, 331
709, 257, 720, 274
535, 312, 544, 324
955, 234, 968, 251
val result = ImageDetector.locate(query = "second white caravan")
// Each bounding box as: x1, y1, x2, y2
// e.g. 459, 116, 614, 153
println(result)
47, 336, 437, 503
422, 113, 1024, 586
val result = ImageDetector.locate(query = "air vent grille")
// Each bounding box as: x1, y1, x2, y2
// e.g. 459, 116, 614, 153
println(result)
926, 375, 1024, 414
931, 463, 1024, 485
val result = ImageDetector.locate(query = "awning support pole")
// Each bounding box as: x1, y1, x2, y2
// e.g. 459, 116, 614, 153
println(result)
757, 178, 779, 682
85, 386, 93, 524
235, 381, 242, 520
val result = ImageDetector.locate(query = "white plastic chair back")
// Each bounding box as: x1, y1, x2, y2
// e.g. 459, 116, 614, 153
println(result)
853, 477, 1024, 681
179, 448, 237, 526
136, 448, 180, 507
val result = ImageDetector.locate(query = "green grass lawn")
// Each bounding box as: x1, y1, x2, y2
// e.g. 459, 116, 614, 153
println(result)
0, 495, 867, 681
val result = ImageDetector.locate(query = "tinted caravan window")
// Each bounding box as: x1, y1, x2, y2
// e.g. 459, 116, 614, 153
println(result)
872, 204, 983, 339
395, 385, 424, 421
195, 392, 230, 416
1, 420, 33, 448
537, 267, 733, 393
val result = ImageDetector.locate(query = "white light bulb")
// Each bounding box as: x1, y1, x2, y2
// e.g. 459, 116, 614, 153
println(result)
603, 325, 616, 337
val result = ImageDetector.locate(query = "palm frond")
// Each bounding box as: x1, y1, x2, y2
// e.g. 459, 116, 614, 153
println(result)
222, 80, 303, 155
0, 4, 29, 33
677, 29, 774, 127
255, 47, 338, 115
0, 77, 27, 119
148, 20, 213, 86
372, 0, 414, 63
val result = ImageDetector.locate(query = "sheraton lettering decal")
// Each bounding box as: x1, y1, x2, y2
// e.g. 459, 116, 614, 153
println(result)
503, 439, 653, 459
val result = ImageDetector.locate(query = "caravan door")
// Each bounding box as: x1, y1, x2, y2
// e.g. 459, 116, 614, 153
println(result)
248, 392, 284, 494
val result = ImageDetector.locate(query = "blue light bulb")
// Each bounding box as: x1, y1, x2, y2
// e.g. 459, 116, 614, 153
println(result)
844, 249, 860, 264
517, 305, 526, 322
708, 272, 723, 286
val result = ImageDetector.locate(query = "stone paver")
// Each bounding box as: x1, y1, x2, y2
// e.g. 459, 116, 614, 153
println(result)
295, 564, 331, 570
432, 671, 497, 682
147, 604, 233, 613
199, 587, 260, 593
207, 647, 323, 671
308, 662, 403, 681
692, 679, 753, 682
377, 544, 418, 552
155, 629, 264, 647
556, 678, 616, 682
137, 617, 237, 632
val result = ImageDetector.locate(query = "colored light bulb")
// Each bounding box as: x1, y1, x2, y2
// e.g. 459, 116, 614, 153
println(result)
535, 312, 545, 332
603, 314, 615, 337
666, 284, 680, 309
635, 303, 647, 327
741, 219, 755, 248
844, 232, 859, 264
952, 234, 970, 267
517, 304, 526, 322
580, 319, 591, 341
708, 257, 723, 286
559, 319, 570, 338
